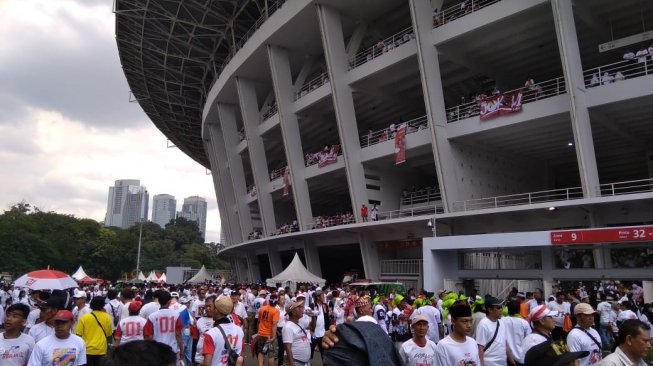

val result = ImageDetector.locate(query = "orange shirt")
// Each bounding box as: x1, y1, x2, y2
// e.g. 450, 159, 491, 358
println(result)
257, 305, 280, 337
519, 302, 529, 319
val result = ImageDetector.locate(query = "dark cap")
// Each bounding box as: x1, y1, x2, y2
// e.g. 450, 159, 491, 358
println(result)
524, 341, 589, 366
485, 297, 504, 307
38, 297, 62, 310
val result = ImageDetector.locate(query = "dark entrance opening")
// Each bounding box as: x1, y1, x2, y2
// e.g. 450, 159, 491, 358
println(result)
257, 254, 271, 281
318, 244, 363, 284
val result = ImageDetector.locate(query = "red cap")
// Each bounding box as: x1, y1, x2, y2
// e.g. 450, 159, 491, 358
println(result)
128, 300, 143, 313
53, 310, 74, 322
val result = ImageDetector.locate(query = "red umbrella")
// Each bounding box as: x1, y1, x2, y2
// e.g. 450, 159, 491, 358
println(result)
14, 269, 78, 290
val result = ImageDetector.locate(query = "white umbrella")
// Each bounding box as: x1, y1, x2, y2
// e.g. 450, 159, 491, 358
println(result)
14, 269, 78, 290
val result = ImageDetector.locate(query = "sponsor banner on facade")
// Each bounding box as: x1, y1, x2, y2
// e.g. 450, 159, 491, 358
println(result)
377, 239, 422, 250
394, 123, 406, 165
317, 144, 341, 168
479, 91, 523, 121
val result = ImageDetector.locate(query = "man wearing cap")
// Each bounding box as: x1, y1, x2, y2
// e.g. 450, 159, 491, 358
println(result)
144, 291, 184, 361
28, 310, 87, 365
410, 296, 444, 344
517, 292, 530, 319
567, 303, 602, 366
1, 303, 35, 366
28, 297, 62, 343
435, 304, 481, 365
399, 314, 437, 366
600, 319, 651, 366
523, 340, 589, 366
283, 300, 311, 366
523, 304, 556, 354
257, 294, 280, 366
201, 297, 244, 366
114, 300, 147, 347
71, 292, 91, 329
74, 296, 113, 366
309, 288, 329, 362
355, 296, 377, 324
476, 297, 512, 366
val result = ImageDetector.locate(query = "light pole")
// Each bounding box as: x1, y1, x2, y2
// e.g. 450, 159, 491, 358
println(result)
135, 218, 143, 276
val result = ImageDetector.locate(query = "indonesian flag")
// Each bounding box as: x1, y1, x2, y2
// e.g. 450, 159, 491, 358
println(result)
318, 145, 340, 168
282, 167, 290, 196
480, 91, 523, 121
394, 123, 406, 165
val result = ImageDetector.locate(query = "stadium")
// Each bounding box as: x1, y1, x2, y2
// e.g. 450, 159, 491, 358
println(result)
115, 0, 653, 295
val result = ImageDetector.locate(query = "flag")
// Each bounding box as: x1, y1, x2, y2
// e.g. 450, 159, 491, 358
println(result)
394, 123, 406, 165
282, 167, 290, 196
480, 91, 523, 121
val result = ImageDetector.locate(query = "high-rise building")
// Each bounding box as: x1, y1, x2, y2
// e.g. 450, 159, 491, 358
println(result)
104, 179, 149, 229
152, 194, 177, 228
178, 196, 208, 238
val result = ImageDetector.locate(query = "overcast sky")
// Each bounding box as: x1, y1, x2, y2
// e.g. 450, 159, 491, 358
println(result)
0, 0, 221, 242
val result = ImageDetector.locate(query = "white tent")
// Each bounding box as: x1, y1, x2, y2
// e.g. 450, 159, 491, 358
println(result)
146, 271, 158, 281
71, 266, 89, 281
187, 265, 211, 284
137, 271, 147, 281
266, 253, 326, 290
157, 273, 167, 283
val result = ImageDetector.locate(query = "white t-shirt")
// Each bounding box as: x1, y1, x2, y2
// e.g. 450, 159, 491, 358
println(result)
0, 333, 35, 366
282, 321, 311, 363
399, 338, 437, 366
145, 308, 181, 352
191, 298, 206, 318
435, 335, 481, 366
635, 49, 649, 63
356, 315, 378, 324
28, 334, 87, 366
253, 298, 266, 319
233, 302, 247, 322
547, 301, 571, 328
276, 305, 287, 328
596, 302, 612, 325
202, 323, 244, 366
501, 316, 531, 363
522, 332, 548, 354
374, 304, 389, 334
567, 327, 602, 366
411, 305, 442, 344
139, 301, 161, 320
475, 317, 507, 366
71, 305, 91, 329
313, 303, 326, 338
104, 299, 123, 330
195, 316, 215, 363
115, 315, 147, 344
28, 322, 55, 344
26, 309, 40, 329
617, 309, 637, 323
120, 301, 132, 320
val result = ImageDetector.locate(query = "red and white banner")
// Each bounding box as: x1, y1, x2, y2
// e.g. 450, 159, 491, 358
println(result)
479, 91, 523, 121
282, 167, 290, 196
394, 123, 406, 165
317, 145, 340, 168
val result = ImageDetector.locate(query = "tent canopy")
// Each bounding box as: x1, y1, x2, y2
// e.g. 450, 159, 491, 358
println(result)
158, 273, 167, 283
146, 271, 158, 281
137, 271, 146, 281
187, 265, 211, 284
71, 266, 89, 281
266, 253, 326, 289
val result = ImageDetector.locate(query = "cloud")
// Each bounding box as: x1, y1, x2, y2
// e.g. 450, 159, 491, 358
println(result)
0, 0, 146, 129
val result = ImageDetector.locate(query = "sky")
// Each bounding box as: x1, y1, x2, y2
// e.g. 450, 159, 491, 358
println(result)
0, 0, 221, 242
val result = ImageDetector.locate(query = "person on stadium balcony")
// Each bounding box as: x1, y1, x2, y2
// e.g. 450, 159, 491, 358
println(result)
600, 319, 651, 366
361, 204, 368, 222
435, 304, 482, 365
567, 303, 602, 366
523, 305, 556, 355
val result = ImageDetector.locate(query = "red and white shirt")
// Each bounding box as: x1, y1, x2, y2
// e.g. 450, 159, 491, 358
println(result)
202, 323, 244, 366
115, 315, 147, 344
144, 308, 182, 352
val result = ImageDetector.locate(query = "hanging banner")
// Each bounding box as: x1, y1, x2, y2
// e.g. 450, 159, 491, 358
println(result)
479, 91, 523, 121
282, 167, 290, 196
317, 145, 340, 168
394, 123, 407, 165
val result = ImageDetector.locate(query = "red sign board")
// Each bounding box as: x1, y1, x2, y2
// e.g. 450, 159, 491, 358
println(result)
377, 239, 422, 250
551, 226, 653, 245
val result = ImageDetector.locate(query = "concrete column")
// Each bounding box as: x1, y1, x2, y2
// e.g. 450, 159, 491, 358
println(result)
408, 0, 462, 211
552, 0, 600, 197
236, 77, 277, 235
315, 4, 369, 220
206, 123, 243, 244
358, 233, 380, 280
301, 240, 323, 278
204, 139, 233, 247
541, 247, 554, 296
267, 45, 314, 228
267, 246, 284, 276
218, 103, 253, 239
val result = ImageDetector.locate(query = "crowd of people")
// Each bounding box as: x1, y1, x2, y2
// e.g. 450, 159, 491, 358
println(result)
270, 221, 299, 236
355, 30, 415, 66
312, 212, 355, 229
588, 44, 653, 88
248, 230, 263, 240
0, 279, 651, 366
304, 145, 341, 167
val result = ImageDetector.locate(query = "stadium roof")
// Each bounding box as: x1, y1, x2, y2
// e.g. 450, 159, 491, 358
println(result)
115, 0, 271, 168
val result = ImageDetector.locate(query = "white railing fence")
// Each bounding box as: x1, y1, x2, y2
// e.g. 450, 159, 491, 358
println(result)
295, 72, 330, 100
380, 259, 422, 275
433, 0, 502, 28
452, 186, 584, 212
360, 115, 429, 148
597, 178, 653, 196
401, 188, 441, 206
261, 103, 278, 122
583, 58, 652, 87
269, 165, 287, 181
377, 203, 444, 221
446, 76, 566, 123
349, 27, 415, 69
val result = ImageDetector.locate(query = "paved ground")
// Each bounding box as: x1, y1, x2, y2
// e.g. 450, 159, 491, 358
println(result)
240, 351, 324, 366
